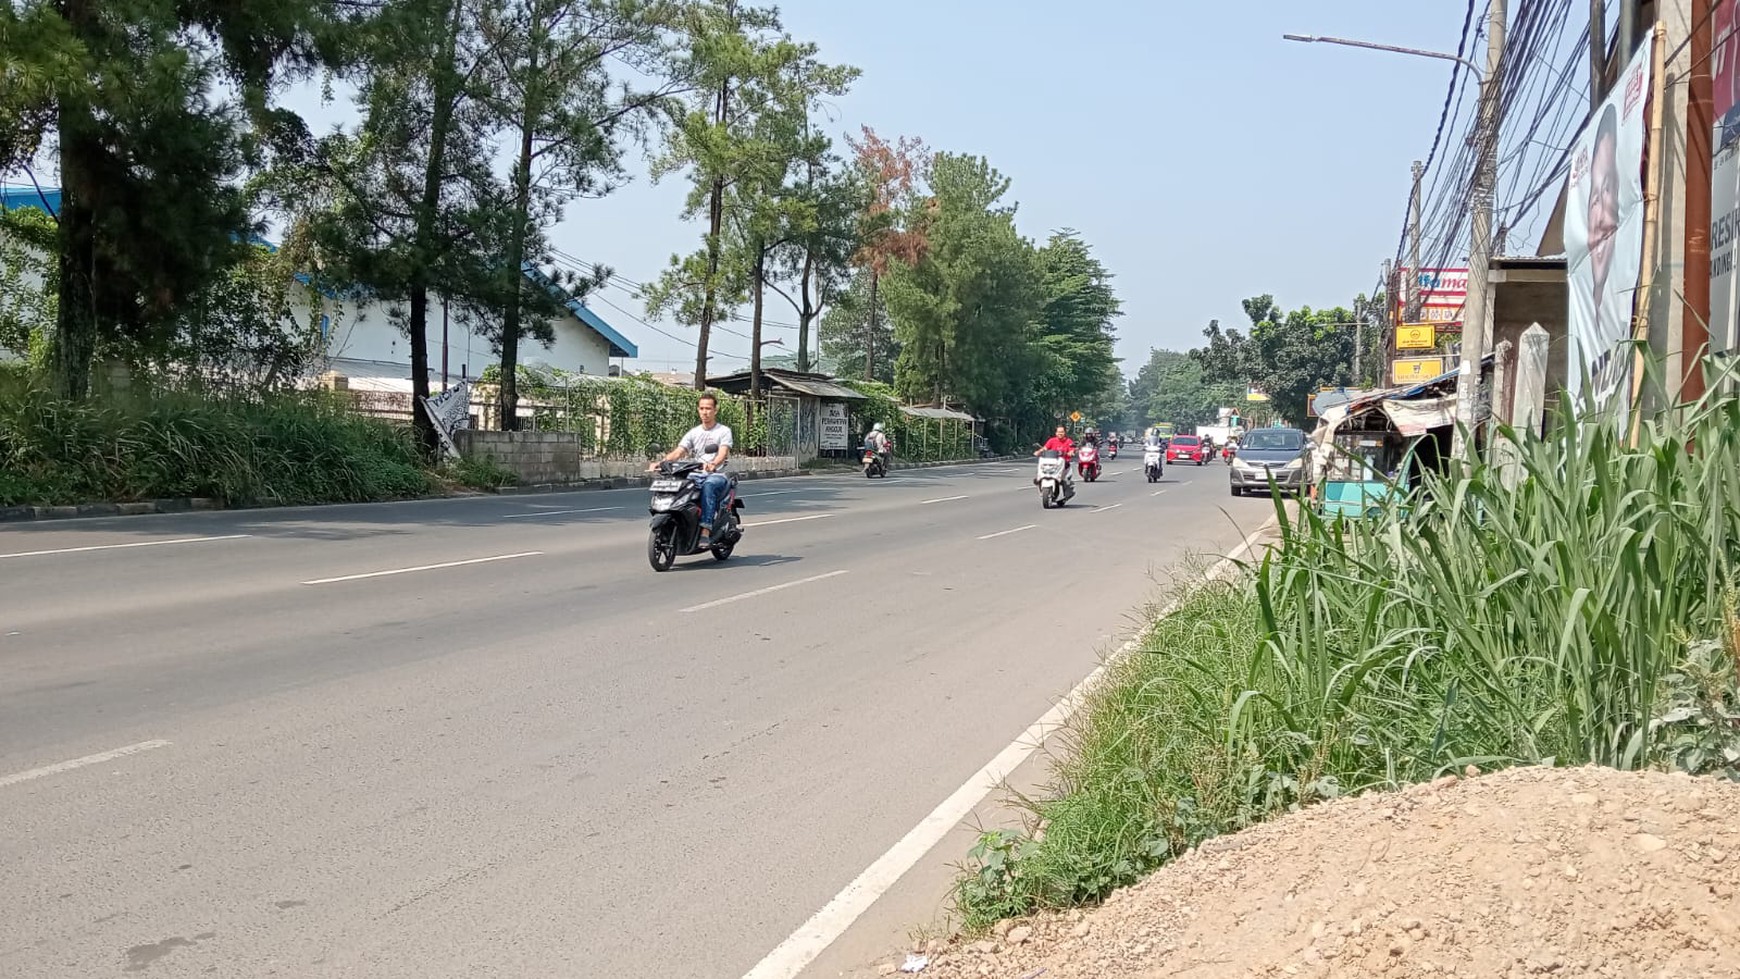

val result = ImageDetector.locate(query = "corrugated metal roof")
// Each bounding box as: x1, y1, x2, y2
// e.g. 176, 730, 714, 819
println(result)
901, 405, 976, 422
705, 368, 867, 400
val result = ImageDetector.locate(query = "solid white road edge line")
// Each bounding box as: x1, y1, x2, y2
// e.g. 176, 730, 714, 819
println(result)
748, 514, 834, 528
0, 740, 172, 789
737, 516, 1280, 979
976, 524, 1036, 540
680, 569, 850, 614
501, 506, 622, 518
0, 535, 251, 560
919, 495, 969, 505
302, 551, 543, 585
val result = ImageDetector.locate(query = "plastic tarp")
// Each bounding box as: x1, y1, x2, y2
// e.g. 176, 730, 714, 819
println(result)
1380, 395, 1456, 436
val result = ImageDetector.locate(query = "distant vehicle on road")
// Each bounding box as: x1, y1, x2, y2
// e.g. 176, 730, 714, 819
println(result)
1228, 426, 1310, 497
1165, 434, 1208, 466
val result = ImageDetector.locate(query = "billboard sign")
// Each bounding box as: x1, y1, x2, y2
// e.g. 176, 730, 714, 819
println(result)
1391, 357, 1446, 385
1396, 324, 1437, 350
820, 402, 849, 450
1565, 41, 1651, 414
1714, 8, 1740, 356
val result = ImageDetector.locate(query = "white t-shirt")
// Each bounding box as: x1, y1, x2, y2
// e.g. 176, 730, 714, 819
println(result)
679, 422, 733, 470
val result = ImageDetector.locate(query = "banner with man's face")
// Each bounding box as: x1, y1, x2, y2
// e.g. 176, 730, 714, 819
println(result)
1564, 42, 1651, 415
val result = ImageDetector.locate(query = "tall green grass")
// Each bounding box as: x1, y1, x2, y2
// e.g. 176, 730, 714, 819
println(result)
953, 374, 1740, 930
0, 378, 433, 507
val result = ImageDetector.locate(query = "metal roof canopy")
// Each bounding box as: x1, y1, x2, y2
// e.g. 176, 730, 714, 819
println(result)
901, 405, 977, 422
704, 368, 867, 400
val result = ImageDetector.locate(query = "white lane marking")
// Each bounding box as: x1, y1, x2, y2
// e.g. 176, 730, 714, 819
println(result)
0, 740, 172, 789
501, 506, 622, 519
1151, 489, 1168, 497
738, 518, 1278, 979
752, 489, 805, 497
977, 524, 1036, 540
0, 535, 251, 560
680, 570, 851, 614
302, 551, 543, 585
919, 495, 969, 505
747, 514, 834, 528
1091, 503, 1125, 513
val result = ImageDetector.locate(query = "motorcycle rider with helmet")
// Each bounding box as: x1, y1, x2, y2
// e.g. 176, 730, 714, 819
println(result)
864, 422, 893, 474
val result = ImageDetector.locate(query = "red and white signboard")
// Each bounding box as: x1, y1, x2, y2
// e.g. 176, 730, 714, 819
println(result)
1397, 266, 1469, 304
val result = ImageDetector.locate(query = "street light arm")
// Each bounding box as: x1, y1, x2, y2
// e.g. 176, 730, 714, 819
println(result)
1282, 34, 1484, 79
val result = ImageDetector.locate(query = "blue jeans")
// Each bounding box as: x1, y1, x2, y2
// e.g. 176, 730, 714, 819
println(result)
692, 472, 731, 528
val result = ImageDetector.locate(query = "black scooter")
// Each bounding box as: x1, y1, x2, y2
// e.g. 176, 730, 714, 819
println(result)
646, 460, 744, 572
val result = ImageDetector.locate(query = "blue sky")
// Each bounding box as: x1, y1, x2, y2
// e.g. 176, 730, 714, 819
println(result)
291, 1, 1557, 375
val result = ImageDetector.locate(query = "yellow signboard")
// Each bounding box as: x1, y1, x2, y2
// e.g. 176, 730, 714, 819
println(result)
1391, 356, 1447, 385
1396, 323, 1436, 350
1069, 410, 1082, 422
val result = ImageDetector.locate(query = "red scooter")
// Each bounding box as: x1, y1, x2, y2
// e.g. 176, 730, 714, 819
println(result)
1077, 442, 1101, 482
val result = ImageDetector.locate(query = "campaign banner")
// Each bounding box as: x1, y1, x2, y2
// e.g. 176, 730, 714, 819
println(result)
1565, 42, 1651, 414
1713, 9, 1740, 356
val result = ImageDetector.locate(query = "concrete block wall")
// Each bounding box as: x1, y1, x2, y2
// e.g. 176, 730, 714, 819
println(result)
455, 430, 796, 485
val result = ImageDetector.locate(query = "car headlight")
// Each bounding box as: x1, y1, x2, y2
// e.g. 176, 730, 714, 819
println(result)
1284, 457, 1304, 470
1233, 458, 1258, 470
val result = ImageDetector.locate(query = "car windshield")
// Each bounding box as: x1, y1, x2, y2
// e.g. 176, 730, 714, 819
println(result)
1242, 430, 1304, 451
1172, 437, 1198, 446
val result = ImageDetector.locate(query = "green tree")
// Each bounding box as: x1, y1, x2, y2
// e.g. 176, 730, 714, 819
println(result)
479, 0, 681, 428
1035, 229, 1120, 418
0, 0, 338, 399
1191, 294, 1363, 426
885, 152, 1040, 419
300, 0, 505, 452
765, 135, 864, 373
644, 0, 854, 389
820, 267, 897, 384
1126, 347, 1238, 430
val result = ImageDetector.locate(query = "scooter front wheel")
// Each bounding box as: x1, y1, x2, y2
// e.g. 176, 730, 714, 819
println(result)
648, 526, 677, 572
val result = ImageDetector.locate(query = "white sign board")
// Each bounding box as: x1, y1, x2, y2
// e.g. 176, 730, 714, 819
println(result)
820, 402, 849, 450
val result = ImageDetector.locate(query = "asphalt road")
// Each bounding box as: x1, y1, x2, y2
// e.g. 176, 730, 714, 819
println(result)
0, 455, 1276, 978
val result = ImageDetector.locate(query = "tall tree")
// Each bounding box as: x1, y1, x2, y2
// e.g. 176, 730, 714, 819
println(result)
1035, 229, 1121, 417
845, 127, 927, 381
885, 152, 1039, 414
479, 0, 682, 428
766, 134, 863, 373
0, 0, 338, 399
1191, 294, 1363, 425
1126, 347, 1239, 430
303, 0, 503, 452
645, 0, 852, 389
819, 268, 897, 383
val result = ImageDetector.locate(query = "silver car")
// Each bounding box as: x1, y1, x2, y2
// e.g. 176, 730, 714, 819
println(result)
1229, 427, 1309, 497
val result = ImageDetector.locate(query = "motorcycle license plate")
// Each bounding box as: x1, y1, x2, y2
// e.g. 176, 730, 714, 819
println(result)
650, 478, 684, 492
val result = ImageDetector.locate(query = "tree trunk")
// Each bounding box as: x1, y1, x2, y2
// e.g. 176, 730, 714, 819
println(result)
865, 270, 878, 381
750, 245, 766, 407
500, 86, 537, 433
694, 3, 733, 392
50, 0, 98, 402
406, 0, 466, 456
796, 246, 814, 372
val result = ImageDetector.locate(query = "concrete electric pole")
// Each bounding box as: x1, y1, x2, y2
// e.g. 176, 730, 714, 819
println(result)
1408, 160, 1424, 324
1451, 0, 1505, 460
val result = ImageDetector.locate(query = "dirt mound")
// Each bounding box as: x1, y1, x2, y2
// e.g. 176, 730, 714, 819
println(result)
916, 766, 1740, 979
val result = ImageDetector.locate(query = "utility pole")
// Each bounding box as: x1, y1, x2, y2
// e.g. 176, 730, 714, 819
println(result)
1453, 0, 1504, 460
1588, 0, 1606, 102
1408, 160, 1424, 323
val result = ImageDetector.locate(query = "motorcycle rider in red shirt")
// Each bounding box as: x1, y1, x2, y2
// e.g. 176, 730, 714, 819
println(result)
1037, 425, 1076, 461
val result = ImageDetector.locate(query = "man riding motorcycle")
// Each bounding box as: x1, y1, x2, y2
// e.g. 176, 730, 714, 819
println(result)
649, 393, 733, 539
1035, 426, 1077, 487
864, 422, 893, 473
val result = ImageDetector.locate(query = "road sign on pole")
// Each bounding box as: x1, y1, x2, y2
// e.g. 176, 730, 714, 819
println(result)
1069, 410, 1082, 422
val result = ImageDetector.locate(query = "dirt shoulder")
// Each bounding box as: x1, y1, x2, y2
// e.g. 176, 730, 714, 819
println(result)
911, 765, 1740, 978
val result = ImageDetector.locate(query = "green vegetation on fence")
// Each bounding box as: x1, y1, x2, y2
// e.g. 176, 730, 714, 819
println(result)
954, 375, 1740, 930
841, 379, 975, 462
0, 377, 433, 507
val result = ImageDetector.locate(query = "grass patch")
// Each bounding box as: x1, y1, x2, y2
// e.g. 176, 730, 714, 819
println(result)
447, 455, 520, 492
954, 373, 1740, 930
0, 380, 434, 507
